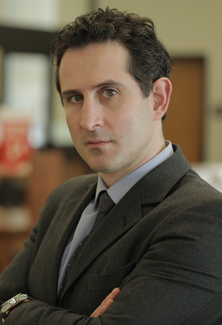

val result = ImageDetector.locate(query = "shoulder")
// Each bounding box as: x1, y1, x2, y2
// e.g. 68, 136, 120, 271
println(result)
159, 168, 222, 232
162, 144, 222, 205
31, 173, 98, 238
39, 173, 98, 220
174, 168, 222, 203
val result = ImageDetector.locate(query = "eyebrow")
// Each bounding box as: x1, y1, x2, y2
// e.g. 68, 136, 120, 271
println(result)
61, 80, 126, 98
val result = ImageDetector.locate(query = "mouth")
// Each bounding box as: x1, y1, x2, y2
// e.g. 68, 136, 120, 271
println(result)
86, 140, 111, 148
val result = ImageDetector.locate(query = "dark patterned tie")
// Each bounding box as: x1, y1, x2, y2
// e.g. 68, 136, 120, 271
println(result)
91, 191, 115, 231
58, 191, 115, 299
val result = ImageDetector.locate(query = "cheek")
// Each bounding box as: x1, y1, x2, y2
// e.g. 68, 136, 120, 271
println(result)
123, 107, 152, 144
113, 112, 137, 143
111, 112, 130, 138
66, 110, 77, 128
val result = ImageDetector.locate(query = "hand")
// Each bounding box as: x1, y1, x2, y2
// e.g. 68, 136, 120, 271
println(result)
90, 288, 120, 318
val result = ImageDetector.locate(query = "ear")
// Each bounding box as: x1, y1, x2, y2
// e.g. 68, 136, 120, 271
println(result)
152, 78, 172, 120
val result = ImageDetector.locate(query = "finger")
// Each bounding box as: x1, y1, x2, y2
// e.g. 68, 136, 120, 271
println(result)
109, 287, 120, 299
98, 288, 120, 306
99, 288, 120, 308
91, 298, 114, 317
90, 288, 120, 318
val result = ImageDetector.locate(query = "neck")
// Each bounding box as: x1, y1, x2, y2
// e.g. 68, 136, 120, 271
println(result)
101, 138, 166, 188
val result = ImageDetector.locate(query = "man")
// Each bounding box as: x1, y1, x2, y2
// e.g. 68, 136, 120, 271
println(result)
1, 8, 222, 325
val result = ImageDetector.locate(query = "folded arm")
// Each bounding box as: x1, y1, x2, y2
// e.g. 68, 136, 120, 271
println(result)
1, 202, 222, 324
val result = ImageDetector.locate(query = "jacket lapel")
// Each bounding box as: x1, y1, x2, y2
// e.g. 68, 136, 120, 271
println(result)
60, 184, 142, 300
46, 179, 97, 305
140, 144, 191, 205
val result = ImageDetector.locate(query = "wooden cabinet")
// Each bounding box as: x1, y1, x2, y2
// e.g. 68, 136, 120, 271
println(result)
0, 163, 33, 274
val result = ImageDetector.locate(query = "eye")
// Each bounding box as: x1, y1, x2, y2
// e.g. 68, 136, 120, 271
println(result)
69, 94, 83, 103
103, 89, 117, 97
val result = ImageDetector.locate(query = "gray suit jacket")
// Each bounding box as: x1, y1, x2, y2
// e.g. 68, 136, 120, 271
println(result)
1, 145, 222, 325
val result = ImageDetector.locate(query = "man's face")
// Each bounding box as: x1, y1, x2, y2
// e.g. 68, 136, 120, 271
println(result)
59, 41, 164, 186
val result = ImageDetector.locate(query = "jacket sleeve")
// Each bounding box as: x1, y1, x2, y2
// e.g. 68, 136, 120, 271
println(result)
0, 220, 39, 302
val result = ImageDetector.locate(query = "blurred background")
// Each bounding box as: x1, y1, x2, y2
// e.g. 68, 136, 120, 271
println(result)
0, 0, 222, 273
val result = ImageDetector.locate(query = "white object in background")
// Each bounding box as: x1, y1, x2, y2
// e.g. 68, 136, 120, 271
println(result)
3, 52, 50, 148
192, 163, 222, 193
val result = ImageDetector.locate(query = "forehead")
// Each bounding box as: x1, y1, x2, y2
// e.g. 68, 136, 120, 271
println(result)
59, 41, 132, 90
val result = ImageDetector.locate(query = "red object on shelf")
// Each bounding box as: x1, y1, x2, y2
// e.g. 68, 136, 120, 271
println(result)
0, 120, 33, 169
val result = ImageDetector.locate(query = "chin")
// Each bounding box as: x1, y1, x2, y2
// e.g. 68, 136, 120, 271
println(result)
90, 165, 113, 174
82, 153, 121, 174
86, 160, 114, 174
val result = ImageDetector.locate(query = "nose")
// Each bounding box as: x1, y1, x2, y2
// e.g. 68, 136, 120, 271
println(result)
80, 98, 104, 131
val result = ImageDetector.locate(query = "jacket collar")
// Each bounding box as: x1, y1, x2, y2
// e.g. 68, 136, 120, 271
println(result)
139, 144, 191, 204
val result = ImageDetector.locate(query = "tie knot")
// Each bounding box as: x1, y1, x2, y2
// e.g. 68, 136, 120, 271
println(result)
97, 191, 115, 216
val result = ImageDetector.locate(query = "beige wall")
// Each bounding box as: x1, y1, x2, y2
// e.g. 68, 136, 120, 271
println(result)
59, 0, 89, 27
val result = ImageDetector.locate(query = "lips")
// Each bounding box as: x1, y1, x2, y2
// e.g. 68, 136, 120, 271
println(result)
86, 140, 111, 147
87, 140, 108, 144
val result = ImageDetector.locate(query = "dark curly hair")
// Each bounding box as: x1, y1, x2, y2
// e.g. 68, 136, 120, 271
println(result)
52, 8, 172, 119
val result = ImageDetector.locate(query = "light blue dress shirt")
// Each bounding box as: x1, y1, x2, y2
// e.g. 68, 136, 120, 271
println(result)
57, 141, 174, 293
